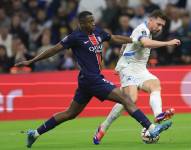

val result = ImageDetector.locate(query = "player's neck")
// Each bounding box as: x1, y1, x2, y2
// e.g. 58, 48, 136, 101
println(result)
80, 27, 93, 35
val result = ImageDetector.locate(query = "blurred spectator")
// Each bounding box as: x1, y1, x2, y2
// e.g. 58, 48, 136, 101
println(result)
129, 5, 147, 28
20, 9, 33, 33
0, 45, 14, 73
35, 28, 60, 72
10, 37, 33, 74
36, 8, 52, 30
50, 1, 78, 41
175, 0, 187, 8
117, 0, 134, 18
10, 0, 23, 14
25, 0, 40, 18
58, 50, 75, 70
28, 19, 42, 54
141, 0, 160, 14
10, 14, 29, 47
0, 7, 11, 28
78, 0, 106, 22
168, 5, 182, 36
176, 12, 191, 64
100, 0, 120, 31
0, 25, 13, 57
151, 0, 178, 10
115, 14, 133, 36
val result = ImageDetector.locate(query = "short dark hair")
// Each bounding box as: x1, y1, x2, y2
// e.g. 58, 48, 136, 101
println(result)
150, 10, 168, 22
78, 11, 93, 21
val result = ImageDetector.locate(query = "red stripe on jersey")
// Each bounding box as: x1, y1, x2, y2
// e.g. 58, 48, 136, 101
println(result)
96, 52, 102, 70
88, 34, 99, 46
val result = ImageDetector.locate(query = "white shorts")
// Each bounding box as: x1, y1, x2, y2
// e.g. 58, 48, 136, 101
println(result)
118, 64, 158, 88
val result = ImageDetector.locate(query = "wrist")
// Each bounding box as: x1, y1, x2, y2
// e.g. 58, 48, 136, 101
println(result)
165, 41, 169, 46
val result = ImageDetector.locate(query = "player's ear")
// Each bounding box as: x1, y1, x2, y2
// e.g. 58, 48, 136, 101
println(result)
149, 17, 153, 22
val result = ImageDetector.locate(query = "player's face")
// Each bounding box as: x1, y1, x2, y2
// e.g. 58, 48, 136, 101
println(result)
150, 17, 165, 34
80, 15, 96, 33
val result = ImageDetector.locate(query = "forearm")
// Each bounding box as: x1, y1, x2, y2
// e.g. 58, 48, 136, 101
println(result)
31, 43, 62, 63
141, 39, 168, 48
111, 35, 132, 44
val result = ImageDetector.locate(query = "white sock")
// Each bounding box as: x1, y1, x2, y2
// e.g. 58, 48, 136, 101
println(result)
150, 91, 162, 117
101, 103, 124, 132
34, 130, 40, 138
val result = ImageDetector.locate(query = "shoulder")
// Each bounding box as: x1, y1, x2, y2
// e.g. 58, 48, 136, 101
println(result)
94, 26, 110, 35
62, 29, 81, 42
94, 26, 104, 34
138, 23, 150, 35
132, 23, 150, 36
70, 29, 82, 38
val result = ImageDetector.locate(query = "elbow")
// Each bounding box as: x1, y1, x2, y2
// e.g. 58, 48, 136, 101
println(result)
141, 42, 151, 48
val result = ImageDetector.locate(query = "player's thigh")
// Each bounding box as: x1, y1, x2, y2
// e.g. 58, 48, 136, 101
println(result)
141, 79, 161, 93
107, 87, 134, 106
107, 87, 138, 113
122, 85, 138, 103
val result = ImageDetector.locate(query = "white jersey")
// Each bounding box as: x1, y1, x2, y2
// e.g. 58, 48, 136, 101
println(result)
115, 22, 152, 72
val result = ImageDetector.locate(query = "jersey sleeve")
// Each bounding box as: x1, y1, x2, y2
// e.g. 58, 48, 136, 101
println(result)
60, 34, 76, 49
131, 27, 150, 42
100, 29, 111, 42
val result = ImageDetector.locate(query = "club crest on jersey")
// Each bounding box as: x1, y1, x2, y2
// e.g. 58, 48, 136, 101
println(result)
141, 30, 147, 36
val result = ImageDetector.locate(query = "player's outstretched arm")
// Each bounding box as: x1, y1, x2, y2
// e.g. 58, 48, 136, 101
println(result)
140, 38, 181, 49
110, 35, 132, 44
15, 43, 63, 66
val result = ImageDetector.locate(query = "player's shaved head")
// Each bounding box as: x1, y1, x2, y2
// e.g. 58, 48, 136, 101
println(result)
78, 11, 93, 22
78, 11, 95, 34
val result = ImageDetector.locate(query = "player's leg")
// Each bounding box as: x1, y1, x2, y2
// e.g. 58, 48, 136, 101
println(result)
106, 88, 172, 138
107, 87, 152, 127
26, 100, 87, 148
100, 86, 138, 132
94, 86, 138, 144
141, 79, 174, 123
142, 79, 162, 117
93, 76, 172, 144
100, 68, 139, 132
26, 88, 91, 148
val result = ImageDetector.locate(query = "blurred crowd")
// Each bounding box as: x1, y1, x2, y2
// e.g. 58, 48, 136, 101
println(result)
0, 0, 191, 74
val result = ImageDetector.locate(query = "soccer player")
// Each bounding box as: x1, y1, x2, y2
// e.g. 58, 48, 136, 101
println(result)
93, 10, 180, 144
15, 11, 172, 148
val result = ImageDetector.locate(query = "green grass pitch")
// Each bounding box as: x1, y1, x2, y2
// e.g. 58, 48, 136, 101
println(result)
0, 114, 191, 150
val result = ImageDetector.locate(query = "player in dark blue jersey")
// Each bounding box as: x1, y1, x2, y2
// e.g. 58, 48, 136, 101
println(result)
15, 11, 172, 148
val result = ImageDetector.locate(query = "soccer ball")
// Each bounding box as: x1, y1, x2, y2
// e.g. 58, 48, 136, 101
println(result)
141, 128, 160, 144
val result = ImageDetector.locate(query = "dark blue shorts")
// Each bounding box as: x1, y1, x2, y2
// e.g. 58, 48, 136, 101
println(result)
73, 73, 116, 104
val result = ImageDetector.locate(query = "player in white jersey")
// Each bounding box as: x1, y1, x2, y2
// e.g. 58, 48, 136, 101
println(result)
93, 10, 180, 144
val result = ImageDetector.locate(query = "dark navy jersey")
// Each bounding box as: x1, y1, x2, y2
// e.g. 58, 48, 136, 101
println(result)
60, 27, 111, 76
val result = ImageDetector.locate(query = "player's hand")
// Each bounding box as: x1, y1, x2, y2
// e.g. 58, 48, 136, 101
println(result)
14, 60, 33, 67
167, 39, 181, 46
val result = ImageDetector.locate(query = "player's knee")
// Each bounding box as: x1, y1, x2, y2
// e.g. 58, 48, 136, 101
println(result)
123, 95, 136, 108
150, 81, 161, 92
123, 93, 137, 103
